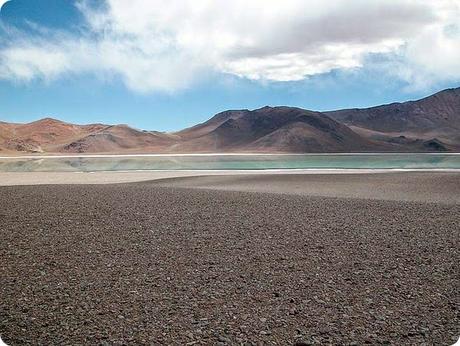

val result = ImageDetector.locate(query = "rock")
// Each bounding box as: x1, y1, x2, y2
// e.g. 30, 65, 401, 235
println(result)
294, 341, 313, 346
217, 335, 232, 343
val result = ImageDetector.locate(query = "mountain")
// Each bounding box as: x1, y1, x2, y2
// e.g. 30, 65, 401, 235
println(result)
326, 88, 460, 132
0, 118, 106, 153
0, 87, 459, 154
326, 88, 460, 149
173, 107, 383, 152
61, 125, 178, 153
0, 118, 177, 154
175, 110, 251, 140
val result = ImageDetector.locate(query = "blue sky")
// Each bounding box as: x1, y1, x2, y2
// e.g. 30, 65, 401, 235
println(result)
0, 0, 459, 131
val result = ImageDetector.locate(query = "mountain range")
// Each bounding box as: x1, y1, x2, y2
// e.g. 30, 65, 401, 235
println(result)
1, 87, 459, 154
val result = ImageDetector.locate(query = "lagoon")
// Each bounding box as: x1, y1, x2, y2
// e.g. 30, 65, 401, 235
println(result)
0, 153, 460, 172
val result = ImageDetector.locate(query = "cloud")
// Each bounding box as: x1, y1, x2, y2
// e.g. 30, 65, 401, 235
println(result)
0, 0, 459, 92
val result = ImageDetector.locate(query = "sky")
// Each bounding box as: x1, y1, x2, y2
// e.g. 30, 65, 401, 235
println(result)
0, 0, 459, 131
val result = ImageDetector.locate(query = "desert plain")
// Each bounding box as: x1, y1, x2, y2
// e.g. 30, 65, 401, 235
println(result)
0, 171, 459, 345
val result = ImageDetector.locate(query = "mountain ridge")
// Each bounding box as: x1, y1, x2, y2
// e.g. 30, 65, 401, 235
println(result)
1, 87, 459, 154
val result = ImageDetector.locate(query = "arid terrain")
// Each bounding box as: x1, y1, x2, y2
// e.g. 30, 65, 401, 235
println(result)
1, 2, 459, 346
1, 173, 459, 345
1, 88, 459, 155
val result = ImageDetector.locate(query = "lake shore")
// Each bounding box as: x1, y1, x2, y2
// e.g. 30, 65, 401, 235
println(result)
2, 152, 460, 158
2, 153, 460, 174
1, 173, 459, 345
1, 169, 460, 187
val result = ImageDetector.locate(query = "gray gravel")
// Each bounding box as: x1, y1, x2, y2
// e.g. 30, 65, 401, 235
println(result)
0, 179, 459, 345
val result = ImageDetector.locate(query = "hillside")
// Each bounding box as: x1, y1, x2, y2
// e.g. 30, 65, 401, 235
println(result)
1, 88, 459, 154
173, 107, 384, 153
326, 88, 460, 149
0, 118, 177, 154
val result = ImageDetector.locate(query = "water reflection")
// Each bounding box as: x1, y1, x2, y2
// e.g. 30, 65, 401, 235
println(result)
0, 154, 459, 172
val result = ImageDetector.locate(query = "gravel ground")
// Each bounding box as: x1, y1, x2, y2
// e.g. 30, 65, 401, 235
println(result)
0, 177, 459, 345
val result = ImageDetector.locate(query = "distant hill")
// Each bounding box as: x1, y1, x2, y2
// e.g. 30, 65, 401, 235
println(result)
174, 107, 383, 152
1, 87, 459, 154
325, 88, 460, 150
0, 118, 177, 154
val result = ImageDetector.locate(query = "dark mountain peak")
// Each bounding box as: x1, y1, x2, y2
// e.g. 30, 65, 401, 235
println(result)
210, 109, 250, 121
255, 105, 299, 112
326, 87, 460, 133
256, 105, 273, 111
429, 87, 460, 96
405, 86, 460, 108
175, 109, 251, 139
254, 105, 325, 117
327, 87, 459, 115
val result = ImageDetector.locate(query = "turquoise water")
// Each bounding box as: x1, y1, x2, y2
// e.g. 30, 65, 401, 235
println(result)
0, 154, 459, 172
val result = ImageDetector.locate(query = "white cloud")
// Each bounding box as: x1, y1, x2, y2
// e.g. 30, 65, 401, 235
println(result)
0, 0, 459, 92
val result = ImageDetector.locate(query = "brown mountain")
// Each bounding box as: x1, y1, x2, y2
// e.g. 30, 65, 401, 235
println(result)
61, 125, 178, 153
0, 118, 177, 154
174, 107, 383, 152
0, 118, 106, 153
325, 87, 460, 150
0, 87, 459, 154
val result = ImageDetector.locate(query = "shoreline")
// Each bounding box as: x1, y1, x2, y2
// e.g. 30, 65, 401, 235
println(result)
1, 169, 460, 186
1, 152, 460, 159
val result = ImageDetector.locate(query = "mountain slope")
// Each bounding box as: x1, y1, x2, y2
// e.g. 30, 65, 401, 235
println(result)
61, 125, 178, 153
0, 119, 178, 154
325, 88, 460, 147
1, 87, 459, 154
0, 118, 106, 153
175, 106, 383, 152
175, 110, 251, 140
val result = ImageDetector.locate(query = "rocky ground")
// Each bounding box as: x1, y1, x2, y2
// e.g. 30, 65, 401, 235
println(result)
0, 177, 459, 345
